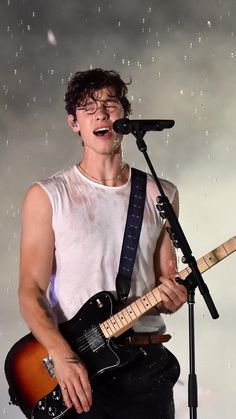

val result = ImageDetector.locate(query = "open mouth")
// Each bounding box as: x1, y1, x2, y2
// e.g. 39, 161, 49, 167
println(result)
94, 128, 111, 137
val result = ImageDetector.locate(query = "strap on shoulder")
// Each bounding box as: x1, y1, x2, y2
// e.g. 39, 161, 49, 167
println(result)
116, 168, 147, 304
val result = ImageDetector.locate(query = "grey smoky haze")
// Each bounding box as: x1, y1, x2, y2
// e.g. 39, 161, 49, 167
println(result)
1, 1, 236, 417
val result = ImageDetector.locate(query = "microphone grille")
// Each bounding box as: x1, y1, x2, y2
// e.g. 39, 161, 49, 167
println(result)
113, 118, 130, 134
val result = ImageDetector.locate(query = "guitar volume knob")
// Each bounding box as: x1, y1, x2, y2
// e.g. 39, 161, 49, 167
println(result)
48, 406, 57, 417
52, 390, 60, 401
37, 400, 47, 411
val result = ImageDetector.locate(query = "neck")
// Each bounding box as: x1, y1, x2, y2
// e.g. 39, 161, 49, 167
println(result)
78, 150, 128, 186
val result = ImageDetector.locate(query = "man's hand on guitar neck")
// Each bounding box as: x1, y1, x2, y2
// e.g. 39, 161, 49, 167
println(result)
157, 275, 187, 314
50, 345, 92, 414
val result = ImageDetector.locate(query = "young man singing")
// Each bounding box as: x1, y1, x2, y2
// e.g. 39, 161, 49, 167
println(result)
18, 68, 186, 418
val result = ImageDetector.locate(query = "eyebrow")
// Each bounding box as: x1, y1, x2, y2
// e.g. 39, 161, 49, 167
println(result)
83, 98, 120, 107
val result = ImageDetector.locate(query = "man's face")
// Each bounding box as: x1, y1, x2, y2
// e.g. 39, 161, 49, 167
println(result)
70, 87, 125, 155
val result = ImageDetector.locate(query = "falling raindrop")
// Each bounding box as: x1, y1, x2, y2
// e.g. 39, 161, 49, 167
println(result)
48, 29, 57, 46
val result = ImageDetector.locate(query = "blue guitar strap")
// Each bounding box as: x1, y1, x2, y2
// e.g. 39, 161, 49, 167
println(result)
116, 168, 147, 304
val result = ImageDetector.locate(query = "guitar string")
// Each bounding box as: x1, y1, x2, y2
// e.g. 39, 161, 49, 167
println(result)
72, 302, 146, 352
75, 327, 105, 353
72, 297, 159, 353
71, 243, 236, 353
73, 293, 160, 351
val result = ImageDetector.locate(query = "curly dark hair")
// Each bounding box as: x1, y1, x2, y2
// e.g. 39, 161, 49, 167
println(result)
64, 68, 132, 119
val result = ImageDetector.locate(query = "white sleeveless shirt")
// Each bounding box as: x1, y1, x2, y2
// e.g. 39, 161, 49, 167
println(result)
38, 165, 177, 333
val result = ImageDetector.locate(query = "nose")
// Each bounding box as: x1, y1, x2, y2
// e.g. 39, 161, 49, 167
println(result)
95, 102, 109, 119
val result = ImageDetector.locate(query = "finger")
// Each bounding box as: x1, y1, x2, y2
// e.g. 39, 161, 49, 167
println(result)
160, 277, 187, 300
66, 382, 84, 414
79, 370, 93, 406
61, 386, 73, 410
73, 375, 92, 412
159, 283, 185, 310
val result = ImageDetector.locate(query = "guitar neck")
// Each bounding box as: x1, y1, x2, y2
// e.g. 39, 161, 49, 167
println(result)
100, 236, 236, 339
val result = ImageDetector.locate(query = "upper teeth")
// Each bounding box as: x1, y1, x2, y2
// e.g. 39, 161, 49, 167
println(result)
95, 128, 109, 133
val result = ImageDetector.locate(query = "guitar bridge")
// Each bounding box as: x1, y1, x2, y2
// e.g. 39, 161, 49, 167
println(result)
43, 355, 56, 378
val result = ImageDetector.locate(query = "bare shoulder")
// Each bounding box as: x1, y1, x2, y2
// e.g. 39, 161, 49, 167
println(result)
147, 173, 178, 209
22, 183, 52, 219
20, 183, 54, 291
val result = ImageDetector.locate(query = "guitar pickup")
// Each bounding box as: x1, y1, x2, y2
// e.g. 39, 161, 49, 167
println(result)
43, 355, 56, 378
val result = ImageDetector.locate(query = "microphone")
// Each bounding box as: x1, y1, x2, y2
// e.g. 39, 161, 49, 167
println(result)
113, 118, 175, 135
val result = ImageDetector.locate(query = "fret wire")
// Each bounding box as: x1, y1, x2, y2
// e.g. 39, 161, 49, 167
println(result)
100, 237, 236, 339
105, 318, 117, 334
123, 306, 136, 321
117, 311, 128, 325
125, 306, 137, 320
133, 300, 143, 315
130, 302, 142, 317
112, 314, 124, 328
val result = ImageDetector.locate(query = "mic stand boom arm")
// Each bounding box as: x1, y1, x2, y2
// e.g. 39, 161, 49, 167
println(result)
131, 128, 219, 419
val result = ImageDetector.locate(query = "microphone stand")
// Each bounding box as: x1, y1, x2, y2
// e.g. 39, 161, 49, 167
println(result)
130, 127, 219, 419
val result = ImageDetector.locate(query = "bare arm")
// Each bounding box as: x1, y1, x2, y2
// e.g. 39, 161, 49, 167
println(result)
154, 190, 187, 313
18, 184, 92, 413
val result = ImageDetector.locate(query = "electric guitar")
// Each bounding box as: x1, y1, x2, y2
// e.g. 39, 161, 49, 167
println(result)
5, 236, 236, 419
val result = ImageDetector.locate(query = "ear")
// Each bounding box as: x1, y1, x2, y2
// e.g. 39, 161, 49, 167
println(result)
68, 114, 80, 132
